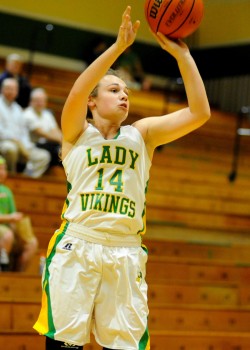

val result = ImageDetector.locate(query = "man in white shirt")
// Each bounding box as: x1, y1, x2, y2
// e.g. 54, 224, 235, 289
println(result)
0, 78, 51, 177
23, 88, 62, 167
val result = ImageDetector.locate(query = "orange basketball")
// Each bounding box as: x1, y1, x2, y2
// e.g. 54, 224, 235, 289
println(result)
144, 0, 204, 39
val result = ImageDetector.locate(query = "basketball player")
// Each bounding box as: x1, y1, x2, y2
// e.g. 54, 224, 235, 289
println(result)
34, 6, 210, 350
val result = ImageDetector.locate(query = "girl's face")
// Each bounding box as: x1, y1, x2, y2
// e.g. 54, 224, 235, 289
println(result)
88, 75, 130, 123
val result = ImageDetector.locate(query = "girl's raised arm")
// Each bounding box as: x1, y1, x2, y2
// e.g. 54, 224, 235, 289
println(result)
61, 6, 140, 144
134, 33, 210, 157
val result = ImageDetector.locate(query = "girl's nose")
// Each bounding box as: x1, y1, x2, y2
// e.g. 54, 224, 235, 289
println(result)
121, 91, 128, 100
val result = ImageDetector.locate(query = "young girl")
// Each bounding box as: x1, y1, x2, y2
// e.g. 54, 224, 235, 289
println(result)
34, 6, 210, 350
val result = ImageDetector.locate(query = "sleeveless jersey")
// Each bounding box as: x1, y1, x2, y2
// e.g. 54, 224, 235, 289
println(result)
62, 123, 151, 236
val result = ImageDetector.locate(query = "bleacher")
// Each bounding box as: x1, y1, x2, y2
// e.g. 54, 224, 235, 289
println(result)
1, 61, 250, 349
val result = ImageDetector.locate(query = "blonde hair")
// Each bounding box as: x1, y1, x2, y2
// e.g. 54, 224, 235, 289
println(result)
90, 68, 123, 97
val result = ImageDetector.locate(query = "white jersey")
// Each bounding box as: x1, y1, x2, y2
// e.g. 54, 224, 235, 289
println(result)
62, 123, 151, 236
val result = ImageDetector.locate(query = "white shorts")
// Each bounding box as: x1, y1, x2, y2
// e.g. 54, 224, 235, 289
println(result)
34, 222, 150, 350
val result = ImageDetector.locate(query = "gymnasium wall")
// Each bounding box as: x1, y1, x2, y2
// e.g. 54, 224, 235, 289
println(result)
0, 1, 249, 76
0, 0, 249, 112
0, 0, 249, 47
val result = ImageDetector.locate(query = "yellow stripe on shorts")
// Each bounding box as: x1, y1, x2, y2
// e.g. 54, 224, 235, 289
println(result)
33, 220, 69, 337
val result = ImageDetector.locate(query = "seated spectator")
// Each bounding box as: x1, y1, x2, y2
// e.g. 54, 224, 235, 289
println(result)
114, 47, 151, 90
24, 88, 62, 167
0, 78, 51, 177
83, 36, 108, 66
0, 53, 31, 108
0, 156, 38, 271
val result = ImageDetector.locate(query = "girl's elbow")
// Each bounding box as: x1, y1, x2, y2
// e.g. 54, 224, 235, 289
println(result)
204, 109, 211, 122
199, 108, 211, 124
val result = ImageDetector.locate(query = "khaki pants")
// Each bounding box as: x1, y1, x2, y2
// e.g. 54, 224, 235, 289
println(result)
11, 216, 38, 271
0, 140, 51, 177
15, 216, 36, 243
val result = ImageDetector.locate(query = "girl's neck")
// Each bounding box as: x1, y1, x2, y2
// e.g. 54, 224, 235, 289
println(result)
92, 119, 120, 140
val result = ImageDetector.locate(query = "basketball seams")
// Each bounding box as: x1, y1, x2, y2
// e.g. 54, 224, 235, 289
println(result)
145, 0, 174, 33
156, 0, 174, 33
167, 0, 196, 37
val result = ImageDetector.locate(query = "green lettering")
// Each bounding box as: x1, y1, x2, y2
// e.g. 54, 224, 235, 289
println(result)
81, 194, 89, 211
103, 194, 110, 212
109, 195, 120, 213
129, 150, 139, 169
87, 148, 98, 166
93, 193, 104, 210
96, 168, 104, 190
128, 201, 136, 218
115, 146, 126, 165
89, 193, 95, 209
120, 197, 129, 215
110, 169, 123, 192
100, 146, 112, 164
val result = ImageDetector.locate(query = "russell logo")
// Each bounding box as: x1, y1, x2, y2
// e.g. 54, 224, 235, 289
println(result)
62, 243, 73, 251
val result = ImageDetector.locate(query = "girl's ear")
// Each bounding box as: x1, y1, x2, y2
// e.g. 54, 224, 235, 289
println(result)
87, 96, 95, 108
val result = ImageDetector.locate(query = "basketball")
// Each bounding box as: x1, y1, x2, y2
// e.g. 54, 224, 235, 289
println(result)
144, 0, 204, 39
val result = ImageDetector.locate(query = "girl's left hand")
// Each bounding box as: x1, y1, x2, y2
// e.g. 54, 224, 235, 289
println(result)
152, 31, 190, 61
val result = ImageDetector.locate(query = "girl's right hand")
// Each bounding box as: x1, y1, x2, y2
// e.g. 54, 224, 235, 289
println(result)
116, 6, 140, 52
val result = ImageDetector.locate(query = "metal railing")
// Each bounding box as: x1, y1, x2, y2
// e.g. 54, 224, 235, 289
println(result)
228, 106, 250, 182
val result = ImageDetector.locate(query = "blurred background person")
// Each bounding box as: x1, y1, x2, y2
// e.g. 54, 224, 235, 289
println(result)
0, 53, 32, 108
114, 47, 151, 90
83, 35, 108, 66
0, 78, 51, 177
0, 156, 38, 271
24, 88, 62, 168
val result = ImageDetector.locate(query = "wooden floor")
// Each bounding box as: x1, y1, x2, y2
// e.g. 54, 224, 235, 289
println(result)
1, 60, 250, 349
